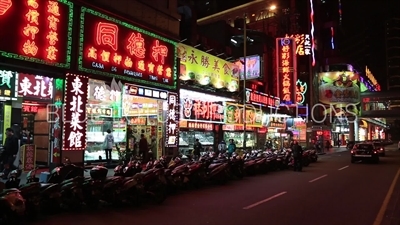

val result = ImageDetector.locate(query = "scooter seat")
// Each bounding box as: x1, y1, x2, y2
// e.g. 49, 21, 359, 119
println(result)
61, 176, 82, 185
40, 183, 52, 189
208, 163, 221, 170
19, 182, 41, 193
1, 188, 20, 195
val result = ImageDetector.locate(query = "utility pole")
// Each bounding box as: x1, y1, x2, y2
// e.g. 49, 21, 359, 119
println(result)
243, 13, 247, 151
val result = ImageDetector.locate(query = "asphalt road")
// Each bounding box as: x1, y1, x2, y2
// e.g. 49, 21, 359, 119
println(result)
31, 145, 400, 225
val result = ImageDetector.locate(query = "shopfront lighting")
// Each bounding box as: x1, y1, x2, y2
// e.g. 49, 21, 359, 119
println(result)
269, 5, 276, 11
266, 114, 291, 118
180, 89, 236, 102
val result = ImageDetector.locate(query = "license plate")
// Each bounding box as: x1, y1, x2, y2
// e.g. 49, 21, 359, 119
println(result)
355, 155, 372, 157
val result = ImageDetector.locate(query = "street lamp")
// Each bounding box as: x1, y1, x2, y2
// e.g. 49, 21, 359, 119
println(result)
269, 5, 277, 11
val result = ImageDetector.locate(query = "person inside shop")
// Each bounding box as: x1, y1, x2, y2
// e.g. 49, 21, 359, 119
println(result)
193, 139, 203, 160
227, 139, 236, 157
21, 129, 32, 146
218, 139, 226, 154
291, 141, 303, 172
0, 128, 20, 178
148, 136, 157, 162
103, 129, 115, 165
139, 134, 149, 162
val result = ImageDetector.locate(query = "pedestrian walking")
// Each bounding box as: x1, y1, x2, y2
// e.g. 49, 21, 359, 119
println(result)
103, 129, 114, 164
1, 128, 20, 177
292, 141, 303, 172
193, 139, 203, 160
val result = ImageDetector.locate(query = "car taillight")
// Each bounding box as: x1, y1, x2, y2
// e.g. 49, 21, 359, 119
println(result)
380, 148, 383, 150
374, 151, 377, 154
351, 150, 354, 154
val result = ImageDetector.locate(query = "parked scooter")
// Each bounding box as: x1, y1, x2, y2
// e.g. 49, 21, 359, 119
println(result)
0, 182, 25, 225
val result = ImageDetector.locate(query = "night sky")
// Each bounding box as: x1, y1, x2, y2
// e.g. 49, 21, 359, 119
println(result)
341, 0, 398, 90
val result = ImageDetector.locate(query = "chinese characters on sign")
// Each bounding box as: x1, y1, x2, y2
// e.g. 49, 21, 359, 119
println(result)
86, 106, 112, 117
22, 144, 36, 172
22, 105, 39, 113
245, 89, 280, 108
18, 73, 53, 99
296, 79, 307, 104
276, 37, 297, 105
79, 7, 176, 88
166, 93, 179, 147
224, 103, 262, 127
183, 122, 214, 130
177, 43, 239, 91
234, 55, 261, 80
62, 73, 88, 150
181, 98, 224, 123
287, 34, 312, 56
0, 70, 18, 101
0, 0, 72, 67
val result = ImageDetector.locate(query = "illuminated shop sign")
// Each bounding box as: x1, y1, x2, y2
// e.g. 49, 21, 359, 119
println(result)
0, 0, 73, 67
22, 104, 40, 113
318, 71, 360, 105
89, 78, 122, 102
180, 121, 214, 130
276, 37, 297, 105
124, 83, 168, 100
62, 73, 89, 151
234, 55, 261, 80
181, 98, 224, 123
286, 34, 312, 56
78, 7, 177, 89
166, 92, 179, 147
86, 105, 112, 117
18, 73, 53, 99
225, 103, 262, 127
296, 79, 307, 104
365, 66, 381, 91
0, 70, 18, 101
245, 88, 280, 108
177, 43, 239, 91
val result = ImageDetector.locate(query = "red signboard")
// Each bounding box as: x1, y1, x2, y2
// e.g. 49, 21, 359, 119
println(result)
62, 73, 88, 150
0, 0, 73, 67
276, 37, 297, 105
22, 104, 40, 113
78, 7, 176, 89
166, 92, 179, 147
245, 88, 280, 108
181, 98, 224, 123
18, 73, 53, 99
22, 144, 36, 171
184, 122, 214, 130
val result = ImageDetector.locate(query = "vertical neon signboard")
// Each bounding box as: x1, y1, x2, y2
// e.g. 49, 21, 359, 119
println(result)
276, 37, 297, 105
309, 0, 316, 66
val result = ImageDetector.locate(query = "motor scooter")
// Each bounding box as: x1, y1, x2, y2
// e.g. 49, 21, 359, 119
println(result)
0, 182, 25, 225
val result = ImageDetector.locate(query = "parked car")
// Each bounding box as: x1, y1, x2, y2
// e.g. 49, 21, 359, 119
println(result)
350, 143, 380, 164
373, 142, 385, 156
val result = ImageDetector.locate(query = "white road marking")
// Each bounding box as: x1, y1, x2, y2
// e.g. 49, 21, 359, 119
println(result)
309, 174, 328, 183
243, 192, 287, 210
338, 165, 349, 171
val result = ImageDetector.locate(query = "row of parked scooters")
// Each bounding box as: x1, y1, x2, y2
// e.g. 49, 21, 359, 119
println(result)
0, 147, 318, 224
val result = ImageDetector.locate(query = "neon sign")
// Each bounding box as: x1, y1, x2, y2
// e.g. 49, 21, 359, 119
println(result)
18, 73, 53, 99
286, 34, 312, 56
62, 73, 88, 151
245, 88, 280, 108
0, 0, 73, 68
166, 93, 179, 147
365, 66, 381, 91
22, 104, 39, 113
181, 98, 225, 123
296, 79, 307, 104
78, 7, 177, 90
276, 37, 297, 104
309, 0, 316, 66
225, 103, 262, 127
0, 70, 18, 101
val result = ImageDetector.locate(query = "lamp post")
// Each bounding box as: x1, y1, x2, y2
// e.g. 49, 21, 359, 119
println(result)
243, 13, 247, 151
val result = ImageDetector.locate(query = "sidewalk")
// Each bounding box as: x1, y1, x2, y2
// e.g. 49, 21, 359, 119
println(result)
317, 147, 348, 155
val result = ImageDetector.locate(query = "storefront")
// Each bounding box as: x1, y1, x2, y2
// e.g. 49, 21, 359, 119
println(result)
223, 102, 263, 150
65, 6, 178, 164
287, 118, 307, 145
264, 115, 287, 149
178, 89, 234, 154
176, 43, 240, 154
0, 0, 74, 168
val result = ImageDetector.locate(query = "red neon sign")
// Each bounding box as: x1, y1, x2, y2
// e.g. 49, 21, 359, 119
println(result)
276, 37, 297, 104
79, 9, 175, 87
22, 104, 39, 113
0, 0, 72, 67
181, 98, 224, 123
246, 89, 279, 108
